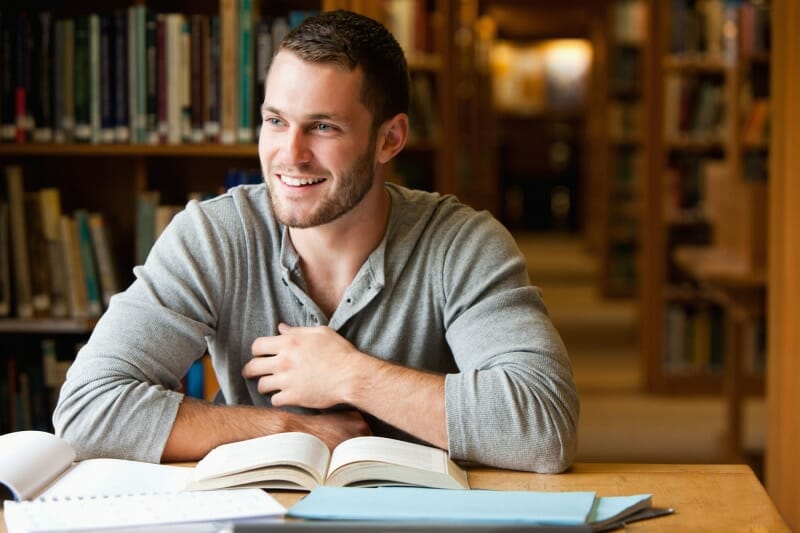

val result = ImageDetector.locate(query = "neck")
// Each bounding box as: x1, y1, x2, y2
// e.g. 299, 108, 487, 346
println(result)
288, 183, 390, 317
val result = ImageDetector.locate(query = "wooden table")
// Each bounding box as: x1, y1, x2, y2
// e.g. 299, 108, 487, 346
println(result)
0, 463, 787, 531
270, 463, 786, 531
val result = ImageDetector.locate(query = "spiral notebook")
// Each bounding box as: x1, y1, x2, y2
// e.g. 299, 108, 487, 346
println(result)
4, 489, 284, 532
0, 431, 286, 532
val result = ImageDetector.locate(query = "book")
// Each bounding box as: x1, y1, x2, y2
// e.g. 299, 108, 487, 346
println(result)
0, 201, 10, 316
185, 432, 469, 492
287, 486, 664, 531
59, 214, 89, 318
5, 165, 33, 318
0, 431, 286, 532
39, 192, 67, 319
87, 212, 120, 308
219, 0, 239, 144
23, 192, 51, 315
73, 209, 103, 317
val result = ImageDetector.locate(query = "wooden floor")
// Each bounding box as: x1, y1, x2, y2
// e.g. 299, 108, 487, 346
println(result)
514, 232, 765, 466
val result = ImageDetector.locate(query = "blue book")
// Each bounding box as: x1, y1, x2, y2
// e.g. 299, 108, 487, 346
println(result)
73, 209, 102, 317
288, 487, 655, 530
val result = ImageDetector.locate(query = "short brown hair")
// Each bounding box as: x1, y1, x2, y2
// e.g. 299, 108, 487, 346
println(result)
279, 10, 410, 129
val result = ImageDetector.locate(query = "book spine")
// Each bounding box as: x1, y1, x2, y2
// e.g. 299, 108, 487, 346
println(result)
73, 209, 102, 317
0, 202, 10, 317
137, 7, 147, 144
73, 16, 91, 143
205, 15, 221, 142
145, 10, 159, 144
127, 6, 137, 143
38, 188, 68, 318
135, 190, 160, 265
62, 19, 75, 143
220, 0, 238, 144
0, 13, 16, 142
113, 9, 129, 143
24, 192, 51, 315
32, 11, 54, 143
166, 14, 182, 145
14, 12, 33, 144
99, 14, 115, 143
156, 14, 167, 143
238, 0, 253, 143
59, 214, 88, 318
179, 16, 191, 143
89, 14, 101, 144
52, 20, 65, 143
88, 212, 120, 308
5, 165, 33, 318
189, 15, 205, 143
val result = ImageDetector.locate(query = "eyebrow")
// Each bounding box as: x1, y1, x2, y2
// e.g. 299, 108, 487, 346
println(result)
261, 104, 350, 125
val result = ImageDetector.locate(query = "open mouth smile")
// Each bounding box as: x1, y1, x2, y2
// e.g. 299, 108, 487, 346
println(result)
279, 175, 327, 187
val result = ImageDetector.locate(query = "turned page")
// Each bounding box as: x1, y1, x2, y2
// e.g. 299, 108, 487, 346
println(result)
0, 431, 75, 501
191, 432, 331, 486
328, 436, 451, 477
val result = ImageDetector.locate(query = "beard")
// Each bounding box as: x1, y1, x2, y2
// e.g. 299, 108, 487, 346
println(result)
266, 136, 378, 229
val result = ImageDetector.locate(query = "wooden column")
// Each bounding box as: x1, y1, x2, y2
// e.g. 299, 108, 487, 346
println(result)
766, 0, 800, 529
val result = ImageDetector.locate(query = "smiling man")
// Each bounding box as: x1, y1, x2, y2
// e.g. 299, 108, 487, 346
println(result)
53, 10, 579, 474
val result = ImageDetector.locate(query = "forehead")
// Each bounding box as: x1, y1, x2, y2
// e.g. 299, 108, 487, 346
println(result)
264, 51, 369, 120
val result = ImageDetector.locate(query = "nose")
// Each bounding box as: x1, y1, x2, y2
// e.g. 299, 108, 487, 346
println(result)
284, 127, 312, 165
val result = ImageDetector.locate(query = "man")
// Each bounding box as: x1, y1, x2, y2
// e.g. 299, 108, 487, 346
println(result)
54, 10, 578, 473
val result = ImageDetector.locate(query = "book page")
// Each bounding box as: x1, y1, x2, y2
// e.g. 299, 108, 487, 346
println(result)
38, 459, 192, 500
190, 432, 330, 487
328, 436, 447, 477
0, 431, 76, 501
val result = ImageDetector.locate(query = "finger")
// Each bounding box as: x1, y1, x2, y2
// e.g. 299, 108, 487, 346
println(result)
241, 356, 277, 378
258, 375, 282, 396
251, 335, 283, 356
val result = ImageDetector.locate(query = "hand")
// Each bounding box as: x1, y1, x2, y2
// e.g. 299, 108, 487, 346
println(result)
291, 410, 372, 450
243, 323, 371, 409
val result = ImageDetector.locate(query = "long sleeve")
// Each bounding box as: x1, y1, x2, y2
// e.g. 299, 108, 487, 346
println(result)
440, 213, 579, 473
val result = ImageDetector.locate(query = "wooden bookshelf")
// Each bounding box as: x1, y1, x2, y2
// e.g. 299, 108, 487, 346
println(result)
641, 0, 770, 459
598, 0, 649, 298
0, 0, 481, 433
766, 1, 800, 526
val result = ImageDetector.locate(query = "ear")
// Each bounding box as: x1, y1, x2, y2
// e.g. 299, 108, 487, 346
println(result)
375, 113, 409, 164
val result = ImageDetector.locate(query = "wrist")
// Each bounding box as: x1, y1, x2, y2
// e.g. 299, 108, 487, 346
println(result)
341, 350, 383, 407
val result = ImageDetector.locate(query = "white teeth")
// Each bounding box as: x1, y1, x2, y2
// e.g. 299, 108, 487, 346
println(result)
280, 175, 325, 186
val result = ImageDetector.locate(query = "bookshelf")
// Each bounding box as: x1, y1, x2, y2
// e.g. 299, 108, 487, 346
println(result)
641, 0, 770, 458
0, 0, 477, 433
598, 0, 648, 297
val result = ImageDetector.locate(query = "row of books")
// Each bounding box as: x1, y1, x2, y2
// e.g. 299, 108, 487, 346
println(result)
670, 0, 770, 65
663, 154, 725, 217
0, 5, 317, 146
0, 338, 74, 434
663, 74, 727, 142
1, 164, 264, 321
0, 338, 222, 433
135, 168, 262, 265
663, 301, 725, 374
663, 301, 766, 376
1, 165, 122, 320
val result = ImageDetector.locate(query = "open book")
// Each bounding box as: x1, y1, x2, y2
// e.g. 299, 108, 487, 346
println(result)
186, 432, 469, 491
0, 431, 284, 532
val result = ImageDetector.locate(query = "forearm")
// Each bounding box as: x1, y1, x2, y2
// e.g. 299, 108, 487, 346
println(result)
343, 356, 448, 450
162, 396, 373, 461
161, 397, 291, 461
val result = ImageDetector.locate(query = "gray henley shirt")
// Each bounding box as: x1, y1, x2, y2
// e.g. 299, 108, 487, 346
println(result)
53, 183, 579, 473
